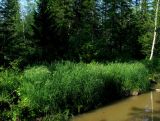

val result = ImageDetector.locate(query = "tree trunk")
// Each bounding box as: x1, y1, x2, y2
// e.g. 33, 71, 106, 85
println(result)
150, 0, 159, 60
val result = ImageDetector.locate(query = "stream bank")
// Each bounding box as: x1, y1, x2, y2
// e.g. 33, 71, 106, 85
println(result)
72, 91, 160, 121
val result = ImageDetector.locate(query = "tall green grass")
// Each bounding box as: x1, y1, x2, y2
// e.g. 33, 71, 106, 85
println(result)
0, 61, 150, 120
19, 61, 150, 119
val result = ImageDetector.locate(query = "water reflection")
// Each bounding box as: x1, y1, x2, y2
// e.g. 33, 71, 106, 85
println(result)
127, 107, 160, 121
126, 92, 160, 121
72, 92, 160, 121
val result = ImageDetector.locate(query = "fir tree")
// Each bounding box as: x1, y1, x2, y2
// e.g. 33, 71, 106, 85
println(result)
0, 0, 21, 65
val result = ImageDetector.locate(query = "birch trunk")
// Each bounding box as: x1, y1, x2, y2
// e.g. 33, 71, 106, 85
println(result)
150, 0, 160, 60
140, 0, 142, 10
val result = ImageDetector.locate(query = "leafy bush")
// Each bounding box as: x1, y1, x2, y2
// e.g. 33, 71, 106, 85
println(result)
0, 70, 20, 120
142, 58, 160, 82
0, 70, 20, 93
142, 58, 160, 73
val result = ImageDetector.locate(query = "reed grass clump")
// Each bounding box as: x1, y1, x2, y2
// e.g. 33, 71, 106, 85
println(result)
19, 61, 150, 119
0, 61, 150, 120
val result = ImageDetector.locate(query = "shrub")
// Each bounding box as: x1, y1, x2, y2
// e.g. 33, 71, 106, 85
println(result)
0, 70, 20, 120
142, 58, 160, 73
142, 58, 160, 82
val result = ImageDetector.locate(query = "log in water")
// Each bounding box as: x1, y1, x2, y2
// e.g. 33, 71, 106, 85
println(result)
72, 92, 160, 121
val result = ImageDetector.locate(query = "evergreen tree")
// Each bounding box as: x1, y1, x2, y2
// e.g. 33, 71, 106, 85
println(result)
96, 0, 143, 60
1, 0, 158, 64
0, 0, 21, 66
69, 0, 98, 62
18, 0, 37, 66
33, 0, 72, 61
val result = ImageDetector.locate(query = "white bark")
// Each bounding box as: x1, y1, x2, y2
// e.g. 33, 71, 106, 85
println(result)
140, 0, 142, 10
150, 0, 160, 60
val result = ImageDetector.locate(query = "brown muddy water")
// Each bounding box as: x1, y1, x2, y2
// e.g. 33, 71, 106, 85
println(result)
71, 91, 160, 121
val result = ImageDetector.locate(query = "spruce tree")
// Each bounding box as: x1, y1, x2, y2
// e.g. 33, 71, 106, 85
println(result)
34, 0, 73, 61
0, 0, 21, 65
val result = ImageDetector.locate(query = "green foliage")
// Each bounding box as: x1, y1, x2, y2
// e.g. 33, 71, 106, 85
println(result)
42, 110, 70, 121
106, 62, 149, 92
143, 58, 160, 73
142, 58, 160, 85
0, 0, 36, 67
1, 0, 159, 65
0, 69, 20, 120
0, 70, 20, 97
0, 0, 21, 63
33, 0, 71, 61
0, 61, 151, 120
19, 66, 51, 112
32, 0, 147, 62
19, 62, 150, 119
0, 0, 159, 120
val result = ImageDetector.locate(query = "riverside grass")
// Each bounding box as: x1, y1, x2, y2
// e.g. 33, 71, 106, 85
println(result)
0, 61, 150, 120
20, 62, 150, 119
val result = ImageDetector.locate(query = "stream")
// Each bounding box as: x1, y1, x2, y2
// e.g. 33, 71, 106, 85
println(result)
71, 91, 160, 121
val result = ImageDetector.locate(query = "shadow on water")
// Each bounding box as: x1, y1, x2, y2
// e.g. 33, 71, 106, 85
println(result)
127, 98, 160, 121
126, 107, 160, 121
72, 92, 160, 121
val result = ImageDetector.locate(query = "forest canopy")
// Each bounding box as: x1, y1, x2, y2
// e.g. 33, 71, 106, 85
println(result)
0, 0, 160, 67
